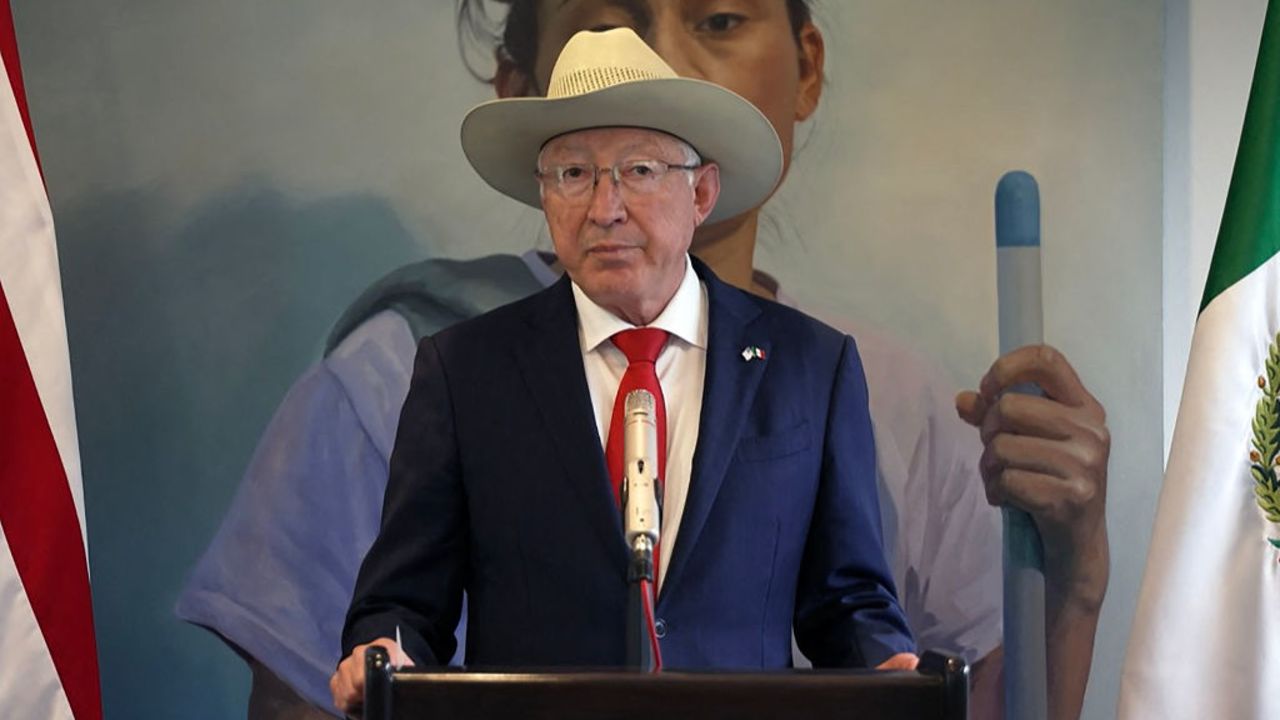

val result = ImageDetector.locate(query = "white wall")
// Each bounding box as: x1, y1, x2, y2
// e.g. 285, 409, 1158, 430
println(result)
1163, 0, 1269, 460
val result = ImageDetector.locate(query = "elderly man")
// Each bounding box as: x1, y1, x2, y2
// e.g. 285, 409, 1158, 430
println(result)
329, 28, 916, 713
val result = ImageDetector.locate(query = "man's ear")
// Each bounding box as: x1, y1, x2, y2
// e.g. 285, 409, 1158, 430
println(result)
494, 55, 537, 98
793, 22, 825, 122
692, 164, 722, 226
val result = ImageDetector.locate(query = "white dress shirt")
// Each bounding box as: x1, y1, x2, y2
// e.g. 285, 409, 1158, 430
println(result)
569, 254, 707, 589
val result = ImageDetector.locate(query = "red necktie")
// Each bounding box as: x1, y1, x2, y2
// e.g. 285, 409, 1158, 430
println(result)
605, 328, 669, 666
604, 328, 669, 508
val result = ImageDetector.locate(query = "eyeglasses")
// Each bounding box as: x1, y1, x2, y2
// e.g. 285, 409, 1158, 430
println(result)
535, 159, 701, 199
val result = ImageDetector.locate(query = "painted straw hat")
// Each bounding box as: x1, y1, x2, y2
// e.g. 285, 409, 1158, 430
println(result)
460, 27, 783, 224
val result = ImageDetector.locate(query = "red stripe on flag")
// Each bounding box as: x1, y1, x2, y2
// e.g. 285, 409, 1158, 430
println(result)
0, 4, 100, 711
0, 0, 41, 173
0, 286, 102, 719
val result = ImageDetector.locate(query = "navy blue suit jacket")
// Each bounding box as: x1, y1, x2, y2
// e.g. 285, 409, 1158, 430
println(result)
342, 259, 914, 669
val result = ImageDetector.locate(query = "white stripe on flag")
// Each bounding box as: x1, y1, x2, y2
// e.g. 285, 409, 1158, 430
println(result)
0, 46, 86, 549
0, 523, 75, 719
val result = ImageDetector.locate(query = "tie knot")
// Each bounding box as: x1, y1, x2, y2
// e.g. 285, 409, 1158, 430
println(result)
612, 328, 669, 364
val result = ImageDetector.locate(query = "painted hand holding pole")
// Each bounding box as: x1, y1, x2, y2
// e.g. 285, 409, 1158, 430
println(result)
995, 171, 1048, 719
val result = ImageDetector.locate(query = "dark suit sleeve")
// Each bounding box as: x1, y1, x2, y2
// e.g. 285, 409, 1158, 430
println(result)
793, 335, 916, 667
341, 335, 467, 666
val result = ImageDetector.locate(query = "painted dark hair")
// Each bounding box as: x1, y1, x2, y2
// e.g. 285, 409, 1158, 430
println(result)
457, 0, 814, 83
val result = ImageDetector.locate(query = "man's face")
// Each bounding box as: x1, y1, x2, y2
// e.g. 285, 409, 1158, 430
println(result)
518, 0, 823, 178
539, 127, 720, 325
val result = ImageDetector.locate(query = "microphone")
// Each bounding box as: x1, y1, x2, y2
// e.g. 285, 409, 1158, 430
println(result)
621, 389, 663, 671
621, 389, 662, 565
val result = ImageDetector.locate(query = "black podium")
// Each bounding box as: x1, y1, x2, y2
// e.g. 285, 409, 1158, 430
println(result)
362, 648, 967, 720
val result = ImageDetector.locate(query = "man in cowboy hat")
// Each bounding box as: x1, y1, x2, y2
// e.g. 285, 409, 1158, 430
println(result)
330, 28, 915, 713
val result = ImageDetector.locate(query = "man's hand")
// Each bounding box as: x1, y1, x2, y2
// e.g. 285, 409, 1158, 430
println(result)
329, 638, 414, 715
956, 344, 1110, 720
875, 652, 920, 671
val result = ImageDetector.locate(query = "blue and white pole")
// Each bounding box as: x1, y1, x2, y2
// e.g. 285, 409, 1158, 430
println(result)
995, 170, 1048, 719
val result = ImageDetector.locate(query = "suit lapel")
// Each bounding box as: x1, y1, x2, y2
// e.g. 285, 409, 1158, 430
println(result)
660, 261, 769, 604
512, 277, 625, 553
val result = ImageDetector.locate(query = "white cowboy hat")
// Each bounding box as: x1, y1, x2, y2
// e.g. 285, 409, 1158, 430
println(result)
460, 27, 783, 224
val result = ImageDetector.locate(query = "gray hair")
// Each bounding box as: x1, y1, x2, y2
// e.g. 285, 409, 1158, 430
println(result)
674, 138, 701, 186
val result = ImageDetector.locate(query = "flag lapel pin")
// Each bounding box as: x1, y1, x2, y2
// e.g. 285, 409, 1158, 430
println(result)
741, 346, 766, 362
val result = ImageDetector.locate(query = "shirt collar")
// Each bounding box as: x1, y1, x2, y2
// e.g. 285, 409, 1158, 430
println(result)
571, 254, 707, 353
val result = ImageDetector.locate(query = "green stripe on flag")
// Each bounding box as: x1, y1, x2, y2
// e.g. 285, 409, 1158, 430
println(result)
1202, 0, 1280, 311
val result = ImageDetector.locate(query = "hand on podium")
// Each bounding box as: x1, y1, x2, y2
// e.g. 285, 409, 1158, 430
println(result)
330, 637, 415, 715
875, 652, 920, 671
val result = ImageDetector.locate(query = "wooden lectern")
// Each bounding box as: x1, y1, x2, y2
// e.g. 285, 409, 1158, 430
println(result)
361, 647, 967, 720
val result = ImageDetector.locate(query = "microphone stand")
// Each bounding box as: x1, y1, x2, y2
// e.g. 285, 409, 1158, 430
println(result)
625, 534, 658, 671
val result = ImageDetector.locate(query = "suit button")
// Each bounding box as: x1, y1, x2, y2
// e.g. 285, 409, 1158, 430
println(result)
654, 618, 668, 638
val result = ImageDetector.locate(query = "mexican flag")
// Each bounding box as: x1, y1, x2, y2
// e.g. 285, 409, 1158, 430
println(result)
1118, 1, 1280, 717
